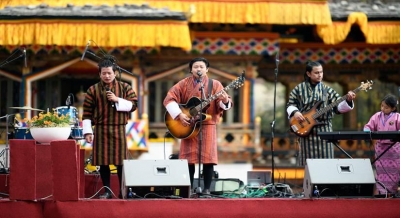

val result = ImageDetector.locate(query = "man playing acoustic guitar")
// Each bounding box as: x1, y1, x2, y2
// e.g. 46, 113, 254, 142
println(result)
286, 61, 356, 166
163, 57, 233, 195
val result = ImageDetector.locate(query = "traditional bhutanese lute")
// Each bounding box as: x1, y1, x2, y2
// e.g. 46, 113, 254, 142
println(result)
165, 72, 245, 139
289, 80, 373, 137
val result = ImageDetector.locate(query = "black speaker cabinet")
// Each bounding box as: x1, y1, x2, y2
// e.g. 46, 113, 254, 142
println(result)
121, 159, 191, 199
303, 159, 375, 198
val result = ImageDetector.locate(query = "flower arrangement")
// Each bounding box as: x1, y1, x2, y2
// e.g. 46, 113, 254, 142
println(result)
25, 110, 71, 128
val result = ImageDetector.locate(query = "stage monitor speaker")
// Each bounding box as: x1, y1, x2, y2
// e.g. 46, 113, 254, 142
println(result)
121, 159, 190, 199
303, 159, 375, 198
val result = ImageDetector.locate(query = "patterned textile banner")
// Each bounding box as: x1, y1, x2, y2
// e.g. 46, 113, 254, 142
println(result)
191, 38, 279, 56
126, 119, 148, 151
281, 47, 400, 64
77, 119, 148, 151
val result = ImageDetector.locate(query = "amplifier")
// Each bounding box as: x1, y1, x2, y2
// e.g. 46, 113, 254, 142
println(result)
121, 159, 191, 199
303, 159, 375, 198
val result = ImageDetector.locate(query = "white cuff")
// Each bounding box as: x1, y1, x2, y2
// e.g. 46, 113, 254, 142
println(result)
115, 98, 133, 112
287, 106, 299, 118
219, 101, 231, 110
82, 119, 93, 135
338, 100, 353, 113
166, 102, 182, 119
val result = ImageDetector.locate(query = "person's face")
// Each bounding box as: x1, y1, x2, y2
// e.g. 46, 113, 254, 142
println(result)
307, 65, 323, 84
191, 61, 208, 78
380, 101, 395, 115
99, 66, 116, 84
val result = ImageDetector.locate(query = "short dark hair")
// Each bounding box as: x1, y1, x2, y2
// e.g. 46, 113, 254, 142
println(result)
98, 55, 117, 73
382, 94, 398, 112
304, 61, 322, 81
189, 57, 209, 71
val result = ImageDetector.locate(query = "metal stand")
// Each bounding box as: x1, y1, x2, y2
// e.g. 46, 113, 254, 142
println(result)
269, 53, 280, 191
325, 140, 353, 158
0, 114, 15, 173
82, 48, 134, 76
194, 76, 206, 195
371, 141, 398, 165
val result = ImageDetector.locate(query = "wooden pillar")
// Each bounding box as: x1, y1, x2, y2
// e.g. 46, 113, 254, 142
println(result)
343, 81, 362, 130
242, 63, 256, 146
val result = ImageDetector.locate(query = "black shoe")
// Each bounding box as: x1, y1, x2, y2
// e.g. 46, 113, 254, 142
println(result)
99, 192, 112, 199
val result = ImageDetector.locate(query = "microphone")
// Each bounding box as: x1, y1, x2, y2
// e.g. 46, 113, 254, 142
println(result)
23, 48, 27, 67
105, 86, 115, 107
80, 41, 90, 61
275, 52, 279, 65
197, 71, 202, 77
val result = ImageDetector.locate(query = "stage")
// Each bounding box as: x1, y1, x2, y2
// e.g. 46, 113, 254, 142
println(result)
1, 139, 400, 217
1, 173, 400, 218
1, 196, 400, 218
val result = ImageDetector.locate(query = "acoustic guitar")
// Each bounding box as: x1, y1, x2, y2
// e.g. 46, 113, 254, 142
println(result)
289, 80, 373, 137
165, 72, 245, 139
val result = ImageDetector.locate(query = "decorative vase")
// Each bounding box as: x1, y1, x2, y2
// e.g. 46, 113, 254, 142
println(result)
30, 127, 71, 144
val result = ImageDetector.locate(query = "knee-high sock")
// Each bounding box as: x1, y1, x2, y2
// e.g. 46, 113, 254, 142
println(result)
188, 164, 195, 188
99, 165, 111, 193
203, 164, 214, 190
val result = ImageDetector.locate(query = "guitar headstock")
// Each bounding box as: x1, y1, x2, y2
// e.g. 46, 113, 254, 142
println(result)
360, 80, 373, 92
229, 70, 246, 89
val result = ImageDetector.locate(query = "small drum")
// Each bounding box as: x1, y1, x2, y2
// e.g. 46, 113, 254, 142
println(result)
71, 127, 83, 139
56, 106, 77, 125
14, 127, 33, 139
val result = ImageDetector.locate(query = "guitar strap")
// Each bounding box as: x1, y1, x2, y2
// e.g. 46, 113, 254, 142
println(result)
208, 78, 213, 97
322, 84, 327, 103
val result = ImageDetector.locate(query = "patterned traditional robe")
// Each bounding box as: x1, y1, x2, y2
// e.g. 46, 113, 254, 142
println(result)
163, 75, 232, 164
364, 111, 400, 194
83, 80, 137, 165
287, 81, 350, 166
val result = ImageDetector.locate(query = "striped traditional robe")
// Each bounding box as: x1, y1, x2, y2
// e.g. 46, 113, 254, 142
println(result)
83, 80, 137, 165
163, 75, 232, 164
287, 81, 342, 166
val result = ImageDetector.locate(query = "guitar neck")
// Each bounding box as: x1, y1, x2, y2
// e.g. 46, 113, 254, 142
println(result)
313, 86, 362, 119
193, 86, 230, 112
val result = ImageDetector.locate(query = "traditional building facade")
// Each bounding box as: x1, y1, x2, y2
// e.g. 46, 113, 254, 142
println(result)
0, 0, 399, 168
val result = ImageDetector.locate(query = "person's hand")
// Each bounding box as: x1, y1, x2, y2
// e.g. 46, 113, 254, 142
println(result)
178, 113, 191, 127
293, 111, 305, 122
85, 134, 93, 143
106, 91, 118, 102
219, 91, 229, 103
347, 91, 356, 101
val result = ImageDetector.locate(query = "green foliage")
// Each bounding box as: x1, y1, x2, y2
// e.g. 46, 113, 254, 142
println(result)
26, 110, 71, 128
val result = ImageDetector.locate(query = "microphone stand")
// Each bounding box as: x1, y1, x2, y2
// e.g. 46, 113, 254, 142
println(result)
268, 53, 280, 195
84, 50, 134, 76
194, 75, 206, 196
0, 49, 24, 68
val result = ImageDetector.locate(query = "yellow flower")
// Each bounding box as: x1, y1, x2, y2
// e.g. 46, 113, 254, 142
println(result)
27, 109, 71, 129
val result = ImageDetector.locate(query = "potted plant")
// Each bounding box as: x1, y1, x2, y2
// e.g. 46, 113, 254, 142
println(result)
25, 110, 71, 144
